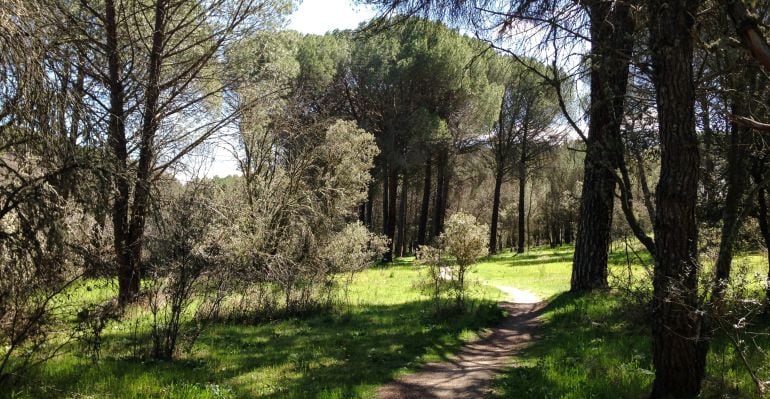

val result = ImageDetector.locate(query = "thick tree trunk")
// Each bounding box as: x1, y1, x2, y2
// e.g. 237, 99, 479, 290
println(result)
396, 175, 408, 257
418, 155, 431, 246
121, 0, 167, 306
489, 165, 504, 254
516, 158, 526, 254
647, 0, 707, 396
384, 167, 398, 262
571, 0, 633, 292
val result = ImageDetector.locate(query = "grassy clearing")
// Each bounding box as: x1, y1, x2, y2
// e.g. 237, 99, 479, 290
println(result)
5, 260, 501, 399
6, 245, 769, 398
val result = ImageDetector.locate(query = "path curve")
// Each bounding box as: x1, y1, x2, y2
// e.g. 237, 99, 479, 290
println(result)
377, 286, 544, 399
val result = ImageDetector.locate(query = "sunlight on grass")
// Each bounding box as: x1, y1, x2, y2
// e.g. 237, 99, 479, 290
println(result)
6, 245, 769, 398
5, 258, 501, 399
473, 247, 574, 299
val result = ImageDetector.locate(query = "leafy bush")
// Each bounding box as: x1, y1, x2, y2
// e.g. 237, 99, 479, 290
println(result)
0, 186, 100, 382
416, 212, 489, 310
216, 119, 381, 317
324, 222, 389, 300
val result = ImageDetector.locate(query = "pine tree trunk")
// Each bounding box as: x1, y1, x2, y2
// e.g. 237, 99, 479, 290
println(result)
384, 167, 398, 262
517, 157, 526, 254
365, 184, 373, 229
647, 0, 707, 395
382, 172, 389, 236
712, 93, 753, 302
396, 175, 408, 257
489, 165, 504, 254
570, 0, 632, 292
418, 155, 431, 246
120, 0, 167, 306
105, 0, 137, 306
433, 150, 448, 237
757, 185, 770, 306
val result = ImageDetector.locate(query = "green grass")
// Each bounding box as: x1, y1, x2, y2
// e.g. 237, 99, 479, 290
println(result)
472, 247, 575, 299
491, 292, 655, 398
6, 245, 769, 398
483, 245, 770, 399
5, 262, 502, 399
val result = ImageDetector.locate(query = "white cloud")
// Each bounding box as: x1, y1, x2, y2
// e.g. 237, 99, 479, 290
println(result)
288, 0, 376, 34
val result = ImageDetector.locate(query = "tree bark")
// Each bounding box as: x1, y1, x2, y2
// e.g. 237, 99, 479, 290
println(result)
384, 167, 398, 262
517, 155, 526, 253
489, 164, 504, 254
105, 0, 135, 306
365, 184, 374, 229
750, 163, 770, 306
382, 171, 389, 236
712, 93, 753, 303
634, 152, 656, 222
396, 175, 408, 257
571, 0, 633, 292
757, 185, 770, 305
647, 0, 707, 395
432, 149, 448, 238
418, 155, 431, 246
121, 0, 167, 306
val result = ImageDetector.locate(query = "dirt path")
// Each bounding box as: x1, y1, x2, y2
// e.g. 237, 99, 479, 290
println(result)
377, 286, 545, 399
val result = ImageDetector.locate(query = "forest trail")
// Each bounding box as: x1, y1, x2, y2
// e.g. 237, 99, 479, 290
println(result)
377, 286, 544, 399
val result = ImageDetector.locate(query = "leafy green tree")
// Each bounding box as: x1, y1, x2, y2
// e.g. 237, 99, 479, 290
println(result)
350, 19, 497, 260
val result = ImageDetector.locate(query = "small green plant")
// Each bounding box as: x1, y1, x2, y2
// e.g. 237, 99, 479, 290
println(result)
416, 212, 489, 311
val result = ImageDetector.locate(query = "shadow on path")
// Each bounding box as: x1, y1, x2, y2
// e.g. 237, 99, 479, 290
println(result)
377, 295, 545, 399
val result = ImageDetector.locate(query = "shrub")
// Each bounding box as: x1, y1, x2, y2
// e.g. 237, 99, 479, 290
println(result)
323, 222, 388, 300
145, 183, 227, 359
416, 212, 488, 310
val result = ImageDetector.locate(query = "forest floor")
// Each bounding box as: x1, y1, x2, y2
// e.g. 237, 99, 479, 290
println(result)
377, 286, 543, 399
5, 246, 770, 398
